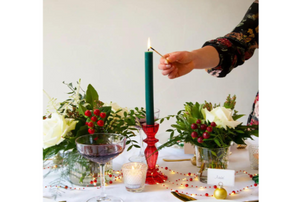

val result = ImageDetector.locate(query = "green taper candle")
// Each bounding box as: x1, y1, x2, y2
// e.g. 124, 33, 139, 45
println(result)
145, 38, 154, 125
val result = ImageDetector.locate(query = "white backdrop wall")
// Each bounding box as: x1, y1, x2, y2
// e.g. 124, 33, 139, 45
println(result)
43, 0, 258, 135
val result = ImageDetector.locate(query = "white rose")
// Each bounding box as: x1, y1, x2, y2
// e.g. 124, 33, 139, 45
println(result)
43, 112, 78, 149
203, 107, 241, 129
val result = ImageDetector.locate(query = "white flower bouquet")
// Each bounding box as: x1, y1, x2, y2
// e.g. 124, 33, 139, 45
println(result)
158, 95, 258, 149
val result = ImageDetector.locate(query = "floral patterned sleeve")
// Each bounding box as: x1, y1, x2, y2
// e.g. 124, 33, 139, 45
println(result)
202, 1, 258, 77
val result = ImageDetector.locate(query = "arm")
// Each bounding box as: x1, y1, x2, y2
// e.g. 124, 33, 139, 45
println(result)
158, 1, 258, 79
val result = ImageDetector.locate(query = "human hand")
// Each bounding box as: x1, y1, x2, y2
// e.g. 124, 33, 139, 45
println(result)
158, 51, 195, 79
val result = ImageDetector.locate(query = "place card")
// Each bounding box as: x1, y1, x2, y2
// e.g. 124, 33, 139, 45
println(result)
207, 168, 235, 187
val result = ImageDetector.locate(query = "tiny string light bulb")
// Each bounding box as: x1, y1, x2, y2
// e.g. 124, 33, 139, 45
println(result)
147, 37, 169, 64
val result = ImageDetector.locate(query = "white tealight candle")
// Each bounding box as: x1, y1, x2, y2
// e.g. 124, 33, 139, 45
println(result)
122, 162, 147, 192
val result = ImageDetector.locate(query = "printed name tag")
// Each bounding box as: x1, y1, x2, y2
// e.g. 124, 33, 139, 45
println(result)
207, 169, 235, 186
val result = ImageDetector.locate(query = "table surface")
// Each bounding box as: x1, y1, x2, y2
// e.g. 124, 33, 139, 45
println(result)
43, 134, 259, 202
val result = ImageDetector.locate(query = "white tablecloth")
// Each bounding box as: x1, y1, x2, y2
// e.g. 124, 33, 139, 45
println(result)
43, 134, 259, 202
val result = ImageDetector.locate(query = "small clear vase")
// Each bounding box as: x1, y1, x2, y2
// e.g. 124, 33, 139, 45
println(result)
195, 146, 230, 183
53, 151, 113, 187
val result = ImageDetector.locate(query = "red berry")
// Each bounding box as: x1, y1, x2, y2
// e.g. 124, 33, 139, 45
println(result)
254, 183, 257, 187
97, 120, 104, 127
175, 190, 178, 193
100, 112, 106, 119
205, 193, 209, 197
88, 128, 95, 134
213, 185, 217, 189
85, 122, 89, 125
203, 132, 210, 139
185, 184, 189, 187
206, 126, 213, 132
93, 137, 98, 141
90, 181, 93, 184
232, 191, 236, 194
91, 116, 98, 122
88, 122, 94, 127
211, 122, 216, 127
85, 110, 92, 117
94, 109, 100, 116
191, 123, 198, 129
65, 186, 68, 189
188, 172, 191, 176
200, 124, 207, 130
189, 178, 193, 181
197, 136, 203, 143
165, 167, 168, 170
191, 131, 198, 138
109, 180, 113, 184
196, 119, 201, 124
93, 179, 97, 183
109, 174, 113, 178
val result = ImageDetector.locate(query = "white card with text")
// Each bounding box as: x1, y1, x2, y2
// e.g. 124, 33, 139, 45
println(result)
207, 169, 235, 186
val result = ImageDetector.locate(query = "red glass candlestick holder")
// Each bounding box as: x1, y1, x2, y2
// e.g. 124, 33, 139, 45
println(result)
142, 122, 168, 184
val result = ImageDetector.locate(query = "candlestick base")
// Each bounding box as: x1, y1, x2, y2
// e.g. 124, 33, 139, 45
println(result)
142, 122, 168, 185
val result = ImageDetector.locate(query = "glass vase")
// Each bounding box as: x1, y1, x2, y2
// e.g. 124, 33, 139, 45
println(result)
53, 151, 113, 187
195, 146, 230, 183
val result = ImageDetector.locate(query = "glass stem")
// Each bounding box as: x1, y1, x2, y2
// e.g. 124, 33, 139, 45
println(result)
138, 128, 144, 157
98, 163, 107, 198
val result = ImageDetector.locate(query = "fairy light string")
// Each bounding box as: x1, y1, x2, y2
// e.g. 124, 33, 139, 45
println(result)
43, 165, 258, 198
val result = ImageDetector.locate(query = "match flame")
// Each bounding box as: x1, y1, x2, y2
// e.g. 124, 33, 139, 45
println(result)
147, 37, 151, 50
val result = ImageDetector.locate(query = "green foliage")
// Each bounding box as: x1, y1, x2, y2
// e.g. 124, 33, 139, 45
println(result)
158, 95, 258, 151
43, 80, 145, 161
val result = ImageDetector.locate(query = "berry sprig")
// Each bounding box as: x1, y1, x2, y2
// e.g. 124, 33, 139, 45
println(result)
190, 120, 217, 143
84, 109, 107, 134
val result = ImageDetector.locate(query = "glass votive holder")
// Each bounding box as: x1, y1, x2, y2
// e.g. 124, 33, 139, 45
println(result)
121, 162, 147, 192
248, 143, 259, 170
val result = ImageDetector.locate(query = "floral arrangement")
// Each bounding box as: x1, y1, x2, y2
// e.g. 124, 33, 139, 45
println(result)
158, 95, 258, 150
43, 79, 145, 187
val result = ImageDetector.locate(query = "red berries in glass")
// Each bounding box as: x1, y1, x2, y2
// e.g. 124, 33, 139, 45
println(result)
197, 136, 203, 143
85, 110, 92, 117
211, 122, 216, 127
93, 109, 100, 116
100, 112, 106, 119
97, 120, 104, 127
200, 124, 207, 130
203, 132, 210, 139
206, 126, 213, 132
191, 131, 198, 138
191, 123, 198, 129
88, 128, 95, 134
88, 122, 94, 127
91, 116, 97, 122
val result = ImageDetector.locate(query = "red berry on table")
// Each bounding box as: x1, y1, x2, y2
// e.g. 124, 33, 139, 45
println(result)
85, 110, 92, 117
189, 178, 193, 181
100, 112, 106, 119
97, 120, 104, 127
191, 123, 198, 129
254, 183, 257, 187
165, 167, 168, 170
206, 126, 213, 132
203, 132, 210, 139
88, 122, 94, 127
185, 184, 189, 187
205, 193, 209, 197
211, 122, 216, 127
93, 109, 100, 116
88, 128, 95, 134
200, 124, 207, 130
197, 136, 204, 143
196, 119, 201, 124
91, 116, 98, 122
191, 131, 198, 138
213, 185, 217, 189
